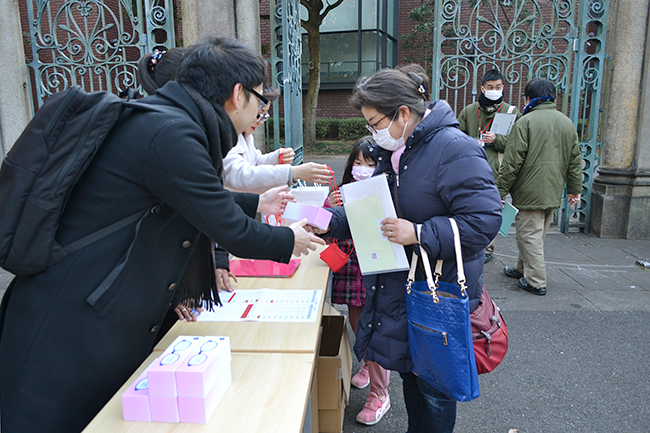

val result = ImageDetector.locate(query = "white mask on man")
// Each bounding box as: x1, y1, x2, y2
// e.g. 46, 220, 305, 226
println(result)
484, 90, 503, 101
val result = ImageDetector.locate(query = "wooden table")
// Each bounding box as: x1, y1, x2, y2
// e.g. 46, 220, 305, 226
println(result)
154, 249, 331, 354
84, 246, 331, 433
83, 352, 317, 433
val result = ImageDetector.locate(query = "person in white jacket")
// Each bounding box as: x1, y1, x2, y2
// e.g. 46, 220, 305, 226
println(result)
223, 87, 333, 193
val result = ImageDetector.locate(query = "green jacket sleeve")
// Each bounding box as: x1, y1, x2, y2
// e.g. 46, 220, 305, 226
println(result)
458, 107, 468, 134
566, 132, 583, 195
496, 120, 528, 197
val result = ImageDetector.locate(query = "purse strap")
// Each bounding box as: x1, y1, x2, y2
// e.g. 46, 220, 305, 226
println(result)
406, 219, 467, 302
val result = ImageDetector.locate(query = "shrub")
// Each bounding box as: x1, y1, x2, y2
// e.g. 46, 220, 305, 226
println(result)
337, 118, 367, 141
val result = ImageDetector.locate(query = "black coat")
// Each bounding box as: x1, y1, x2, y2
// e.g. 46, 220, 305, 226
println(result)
0, 82, 294, 433
326, 101, 502, 373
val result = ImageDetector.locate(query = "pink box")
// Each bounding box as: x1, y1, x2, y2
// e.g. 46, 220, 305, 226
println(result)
175, 336, 231, 398
121, 360, 156, 422
282, 202, 332, 230
148, 336, 205, 397
178, 361, 232, 423
149, 394, 180, 423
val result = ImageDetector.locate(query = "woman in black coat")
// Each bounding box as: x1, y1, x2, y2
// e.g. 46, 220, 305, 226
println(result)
321, 68, 502, 432
0, 37, 323, 433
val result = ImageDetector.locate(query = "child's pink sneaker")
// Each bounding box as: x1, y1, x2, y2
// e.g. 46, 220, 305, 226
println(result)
350, 364, 370, 389
356, 392, 390, 425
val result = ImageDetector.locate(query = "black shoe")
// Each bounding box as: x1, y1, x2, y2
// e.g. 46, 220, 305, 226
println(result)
503, 266, 523, 279
518, 278, 546, 296
484, 253, 493, 264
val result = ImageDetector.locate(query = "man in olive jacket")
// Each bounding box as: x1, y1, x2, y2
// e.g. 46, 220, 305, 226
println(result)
496, 78, 582, 295
458, 69, 521, 263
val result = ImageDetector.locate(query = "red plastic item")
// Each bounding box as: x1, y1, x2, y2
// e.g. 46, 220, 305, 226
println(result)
319, 243, 350, 273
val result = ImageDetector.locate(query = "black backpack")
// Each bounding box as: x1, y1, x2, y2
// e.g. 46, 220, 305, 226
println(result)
0, 86, 168, 276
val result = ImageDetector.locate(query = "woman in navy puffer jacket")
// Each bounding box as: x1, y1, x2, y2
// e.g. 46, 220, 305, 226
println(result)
321, 67, 502, 433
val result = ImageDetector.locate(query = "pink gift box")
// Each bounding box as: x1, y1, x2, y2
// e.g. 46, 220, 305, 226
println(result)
178, 361, 232, 424
121, 366, 154, 422
148, 336, 205, 397
282, 202, 332, 230
149, 394, 180, 423
175, 336, 231, 398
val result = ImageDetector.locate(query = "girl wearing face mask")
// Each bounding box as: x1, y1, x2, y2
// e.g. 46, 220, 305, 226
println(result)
323, 137, 391, 426
318, 66, 502, 433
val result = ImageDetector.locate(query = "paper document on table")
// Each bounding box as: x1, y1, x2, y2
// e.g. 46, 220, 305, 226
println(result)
340, 175, 409, 275
499, 201, 519, 237
490, 113, 517, 136
197, 289, 322, 322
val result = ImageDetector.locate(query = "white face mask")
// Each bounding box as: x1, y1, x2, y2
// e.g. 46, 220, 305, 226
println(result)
484, 90, 503, 101
372, 118, 408, 152
351, 165, 375, 181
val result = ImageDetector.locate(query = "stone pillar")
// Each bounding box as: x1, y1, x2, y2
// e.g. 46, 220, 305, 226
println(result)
590, 0, 650, 239
0, 0, 32, 158
235, 0, 266, 151
181, 0, 236, 46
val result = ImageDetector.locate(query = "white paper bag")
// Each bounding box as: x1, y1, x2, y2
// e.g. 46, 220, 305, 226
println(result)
290, 183, 330, 207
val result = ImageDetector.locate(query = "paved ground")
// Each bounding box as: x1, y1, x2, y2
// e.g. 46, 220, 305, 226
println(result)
1, 155, 648, 432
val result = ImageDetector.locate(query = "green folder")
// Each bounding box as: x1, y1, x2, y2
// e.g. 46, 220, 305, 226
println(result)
499, 201, 519, 237
344, 195, 400, 274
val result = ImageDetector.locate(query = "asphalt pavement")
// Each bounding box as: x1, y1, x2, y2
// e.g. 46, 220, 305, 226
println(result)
305, 156, 650, 433
0, 155, 648, 432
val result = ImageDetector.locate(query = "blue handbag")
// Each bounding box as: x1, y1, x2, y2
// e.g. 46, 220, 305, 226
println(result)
405, 219, 480, 402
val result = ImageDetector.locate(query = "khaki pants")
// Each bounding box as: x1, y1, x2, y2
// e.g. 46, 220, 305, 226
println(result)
514, 208, 555, 288
486, 236, 496, 255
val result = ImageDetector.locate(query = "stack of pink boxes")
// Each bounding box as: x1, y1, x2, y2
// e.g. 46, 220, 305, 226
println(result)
121, 335, 232, 424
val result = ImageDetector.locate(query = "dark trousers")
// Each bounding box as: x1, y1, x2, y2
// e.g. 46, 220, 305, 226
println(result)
400, 372, 457, 433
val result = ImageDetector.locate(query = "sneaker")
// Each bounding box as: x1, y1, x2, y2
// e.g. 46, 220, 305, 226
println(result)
503, 266, 524, 279
484, 253, 493, 263
351, 364, 370, 389
356, 392, 391, 425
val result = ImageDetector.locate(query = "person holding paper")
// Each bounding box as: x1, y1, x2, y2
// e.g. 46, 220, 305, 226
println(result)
324, 137, 392, 426
496, 77, 582, 296
315, 67, 502, 433
458, 69, 521, 263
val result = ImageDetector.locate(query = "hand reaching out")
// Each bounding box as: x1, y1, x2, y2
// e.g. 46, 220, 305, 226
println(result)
292, 162, 333, 184
290, 218, 326, 256
257, 185, 295, 215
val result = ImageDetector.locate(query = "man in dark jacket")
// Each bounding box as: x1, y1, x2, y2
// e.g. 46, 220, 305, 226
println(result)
496, 78, 582, 296
0, 37, 324, 433
458, 69, 521, 263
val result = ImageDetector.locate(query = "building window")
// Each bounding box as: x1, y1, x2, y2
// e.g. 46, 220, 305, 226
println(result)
301, 0, 398, 89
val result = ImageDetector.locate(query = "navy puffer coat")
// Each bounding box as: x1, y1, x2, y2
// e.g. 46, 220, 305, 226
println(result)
326, 101, 502, 373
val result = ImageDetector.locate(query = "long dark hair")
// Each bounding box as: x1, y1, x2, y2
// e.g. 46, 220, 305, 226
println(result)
340, 136, 379, 186
137, 48, 189, 95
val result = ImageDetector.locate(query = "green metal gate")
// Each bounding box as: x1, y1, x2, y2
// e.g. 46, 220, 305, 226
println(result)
431, 0, 608, 233
269, 0, 304, 165
25, 0, 176, 109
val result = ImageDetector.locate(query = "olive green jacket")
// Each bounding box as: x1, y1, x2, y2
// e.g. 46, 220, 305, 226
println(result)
496, 101, 583, 211
458, 101, 521, 176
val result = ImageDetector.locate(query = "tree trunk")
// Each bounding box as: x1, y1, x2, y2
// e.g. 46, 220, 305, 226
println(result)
304, 26, 321, 148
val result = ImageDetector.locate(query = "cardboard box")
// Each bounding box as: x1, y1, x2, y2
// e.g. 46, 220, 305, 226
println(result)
121, 371, 152, 422
317, 315, 352, 433
148, 336, 205, 397
282, 202, 332, 230
177, 360, 232, 423
318, 389, 346, 433
175, 336, 231, 398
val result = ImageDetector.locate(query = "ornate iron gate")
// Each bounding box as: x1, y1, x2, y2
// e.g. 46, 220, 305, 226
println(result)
25, 0, 175, 109
431, 0, 608, 233
270, 0, 304, 165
